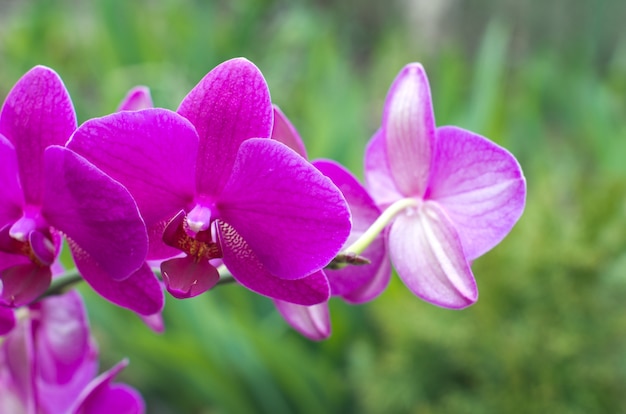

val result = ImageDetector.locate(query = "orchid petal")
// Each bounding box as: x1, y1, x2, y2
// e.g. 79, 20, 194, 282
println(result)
428, 126, 527, 260
67, 109, 198, 259
382, 63, 436, 198
313, 159, 391, 301
0, 263, 51, 307
389, 201, 477, 309
139, 312, 164, 334
70, 359, 145, 414
161, 256, 219, 299
178, 58, 273, 196
271, 105, 308, 158
219, 139, 351, 279
0, 66, 76, 204
42, 146, 148, 280
0, 134, 23, 229
117, 86, 153, 111
73, 255, 163, 316
35, 291, 99, 414
274, 300, 331, 340
0, 306, 16, 335
3, 316, 36, 413
363, 130, 403, 208
218, 222, 330, 305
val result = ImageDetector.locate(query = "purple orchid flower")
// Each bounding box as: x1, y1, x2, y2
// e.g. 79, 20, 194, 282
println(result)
117, 86, 153, 112
0, 66, 161, 316
0, 290, 144, 414
67, 58, 351, 305
365, 63, 526, 309
271, 106, 391, 340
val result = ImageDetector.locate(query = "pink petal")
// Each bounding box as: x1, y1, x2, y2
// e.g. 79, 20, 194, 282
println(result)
428, 126, 526, 260
42, 146, 148, 280
67, 109, 198, 260
0, 134, 23, 229
389, 201, 477, 309
218, 222, 330, 305
2, 316, 36, 413
382, 63, 436, 198
34, 291, 99, 414
0, 306, 15, 335
363, 130, 403, 208
218, 139, 351, 279
0, 263, 51, 307
139, 312, 164, 334
117, 86, 153, 111
178, 58, 273, 197
270, 105, 308, 158
73, 255, 164, 316
313, 159, 391, 301
274, 300, 331, 340
160, 256, 219, 299
0, 66, 76, 204
70, 359, 145, 414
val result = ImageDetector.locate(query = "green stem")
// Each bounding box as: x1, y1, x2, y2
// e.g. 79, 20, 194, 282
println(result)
37, 264, 238, 302
344, 197, 419, 255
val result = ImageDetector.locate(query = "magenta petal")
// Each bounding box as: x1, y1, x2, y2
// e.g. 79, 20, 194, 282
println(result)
0, 134, 23, 229
218, 222, 330, 305
178, 58, 273, 196
75, 255, 164, 316
71, 359, 145, 414
271, 106, 308, 158
0, 66, 76, 205
389, 201, 477, 309
35, 291, 99, 414
42, 146, 148, 280
0, 264, 51, 307
219, 139, 351, 279
3, 316, 36, 412
161, 256, 219, 299
428, 126, 526, 260
117, 86, 154, 111
0, 306, 15, 335
274, 300, 331, 340
363, 130, 403, 208
313, 159, 391, 301
382, 63, 436, 198
67, 109, 198, 260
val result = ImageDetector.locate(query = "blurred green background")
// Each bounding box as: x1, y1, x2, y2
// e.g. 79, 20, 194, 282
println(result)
3, 0, 626, 412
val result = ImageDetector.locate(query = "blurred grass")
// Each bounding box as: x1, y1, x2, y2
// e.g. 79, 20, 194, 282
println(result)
3, 0, 626, 412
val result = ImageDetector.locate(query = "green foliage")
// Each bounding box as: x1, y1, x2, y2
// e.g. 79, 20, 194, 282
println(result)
3, 0, 626, 412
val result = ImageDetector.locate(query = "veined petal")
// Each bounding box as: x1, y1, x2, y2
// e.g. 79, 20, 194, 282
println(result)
0, 66, 77, 205
274, 300, 331, 341
271, 105, 308, 158
74, 255, 163, 316
382, 63, 436, 198
0, 134, 23, 229
389, 201, 477, 309
218, 139, 351, 279
117, 86, 153, 111
218, 222, 330, 305
67, 109, 198, 259
363, 130, 403, 208
178, 58, 273, 197
70, 359, 145, 414
313, 159, 391, 301
42, 146, 148, 280
428, 126, 526, 260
